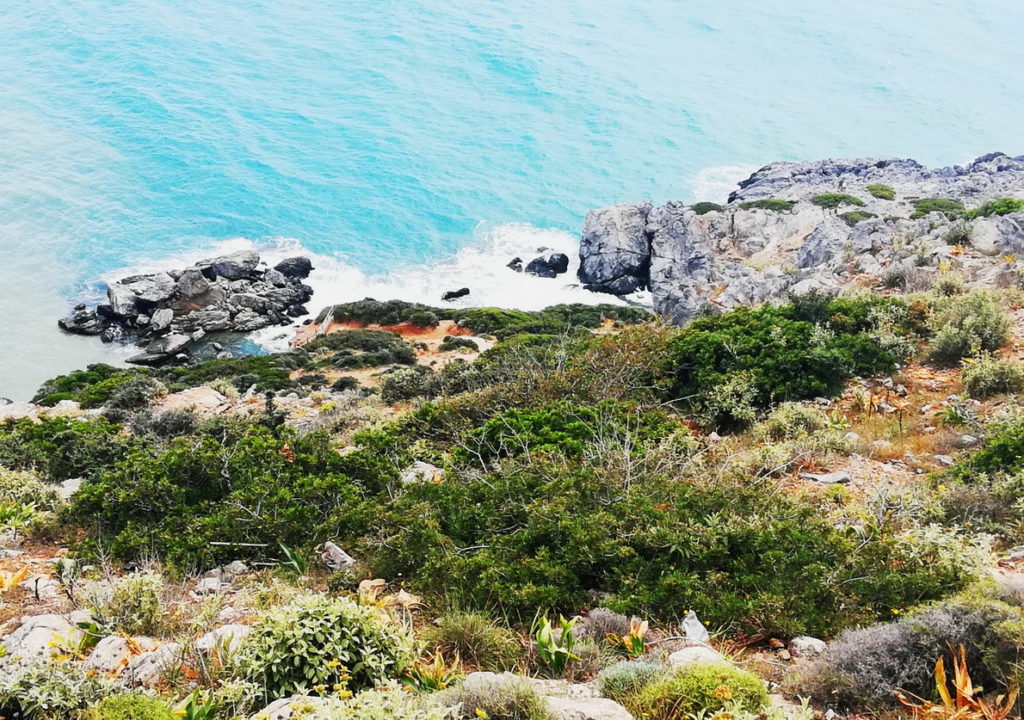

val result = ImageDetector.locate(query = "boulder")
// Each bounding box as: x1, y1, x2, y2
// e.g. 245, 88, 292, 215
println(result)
442, 287, 471, 301
125, 642, 183, 688
274, 256, 314, 279
195, 624, 251, 654
58, 306, 106, 335
176, 268, 211, 298
799, 470, 852, 484
546, 696, 633, 720
250, 696, 320, 720
200, 250, 260, 280
401, 461, 442, 485
194, 577, 223, 595
525, 253, 570, 278
579, 201, 652, 294
150, 307, 174, 333
667, 645, 726, 669
3, 613, 87, 660
789, 636, 827, 658
320, 541, 357, 571
85, 635, 158, 674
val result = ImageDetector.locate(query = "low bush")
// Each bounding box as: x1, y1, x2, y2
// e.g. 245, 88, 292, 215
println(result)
962, 353, 1024, 398
928, 290, 1010, 366
0, 416, 131, 482
867, 184, 896, 200
911, 197, 966, 220
966, 197, 1024, 218
0, 658, 123, 719
32, 364, 147, 408
631, 662, 768, 719
80, 694, 175, 720
158, 353, 308, 393
310, 684, 453, 720
691, 202, 723, 215
440, 336, 480, 353
795, 597, 1023, 710
423, 611, 520, 671
840, 211, 876, 227
83, 570, 165, 635
933, 272, 965, 297
237, 592, 416, 700
442, 674, 551, 720
321, 299, 457, 327
576, 607, 633, 642
754, 402, 829, 442
811, 193, 865, 209
598, 659, 664, 703
739, 199, 796, 212
331, 376, 361, 392
661, 302, 896, 429
0, 468, 61, 511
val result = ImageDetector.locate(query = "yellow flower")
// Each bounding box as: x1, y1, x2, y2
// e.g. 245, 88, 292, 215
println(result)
713, 685, 734, 701
475, 710, 490, 719
326, 658, 342, 669
937, 484, 949, 492
892, 608, 901, 615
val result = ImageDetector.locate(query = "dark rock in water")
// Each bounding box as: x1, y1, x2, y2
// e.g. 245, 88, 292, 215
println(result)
274, 256, 313, 279
58, 307, 106, 336
507, 257, 523, 272
578, 201, 652, 294
442, 288, 471, 301
60, 250, 316, 366
525, 253, 569, 278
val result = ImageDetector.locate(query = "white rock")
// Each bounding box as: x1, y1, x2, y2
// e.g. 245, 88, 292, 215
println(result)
85, 635, 158, 674
667, 645, 726, 669
194, 577, 223, 595
58, 478, 82, 500
400, 461, 442, 485
546, 696, 634, 720
195, 624, 251, 654
320, 541, 356, 571
933, 454, 955, 467
2, 613, 82, 659
250, 696, 320, 720
222, 560, 249, 577
125, 642, 183, 688
789, 636, 827, 658
799, 470, 852, 485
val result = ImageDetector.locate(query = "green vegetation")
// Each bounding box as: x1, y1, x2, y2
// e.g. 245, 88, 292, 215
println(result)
81, 695, 176, 720
910, 197, 966, 219
738, 199, 796, 212
966, 197, 1024, 218
32, 363, 147, 407
928, 289, 1010, 366
691, 202, 723, 215
811, 193, 865, 209
439, 335, 480, 352
632, 662, 768, 719
840, 210, 876, 227
962, 353, 1024, 398
866, 183, 896, 200
422, 612, 519, 670
306, 329, 417, 369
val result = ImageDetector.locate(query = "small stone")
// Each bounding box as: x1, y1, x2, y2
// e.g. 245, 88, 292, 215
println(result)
194, 577, 223, 595
934, 454, 955, 467
320, 541, 356, 571
667, 645, 726, 669
789, 636, 827, 658
195, 624, 251, 654
956, 434, 980, 448
843, 431, 861, 443
222, 560, 249, 577
125, 642, 182, 688
778, 649, 792, 661
799, 470, 852, 485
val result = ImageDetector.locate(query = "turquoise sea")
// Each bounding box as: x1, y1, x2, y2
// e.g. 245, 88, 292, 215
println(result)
1, 0, 1023, 398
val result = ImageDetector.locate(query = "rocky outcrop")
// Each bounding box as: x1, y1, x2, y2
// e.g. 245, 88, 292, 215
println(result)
58, 251, 314, 365
579, 153, 1024, 323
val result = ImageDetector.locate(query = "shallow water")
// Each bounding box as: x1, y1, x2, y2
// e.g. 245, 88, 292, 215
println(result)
1, 0, 1022, 398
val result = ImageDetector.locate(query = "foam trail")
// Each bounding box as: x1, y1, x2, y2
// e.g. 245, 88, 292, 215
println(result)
689, 165, 761, 204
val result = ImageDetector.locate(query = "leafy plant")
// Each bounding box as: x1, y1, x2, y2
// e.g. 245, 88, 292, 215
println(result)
423, 611, 519, 671
81, 694, 176, 720
442, 674, 552, 720
0, 658, 124, 719
966, 198, 1024, 218
840, 211, 876, 227
532, 615, 579, 677
631, 661, 769, 719
929, 290, 1011, 366
401, 650, 463, 693
598, 660, 665, 703
691, 202, 723, 215
896, 645, 1018, 720
962, 353, 1024, 398
236, 591, 416, 700
83, 570, 165, 635
606, 618, 649, 658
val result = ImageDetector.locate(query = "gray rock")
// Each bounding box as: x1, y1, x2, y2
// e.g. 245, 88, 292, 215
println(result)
789, 636, 827, 658
667, 645, 726, 669
320, 541, 356, 571
250, 696, 320, 720
85, 635, 158, 674
150, 307, 174, 332
125, 642, 182, 688
195, 624, 251, 653
194, 577, 223, 595
3, 613, 86, 659
578, 201, 652, 294
200, 250, 260, 280
933, 454, 956, 467
401, 461, 442, 485
956, 434, 980, 448
799, 470, 852, 484
274, 256, 314, 279
546, 696, 633, 720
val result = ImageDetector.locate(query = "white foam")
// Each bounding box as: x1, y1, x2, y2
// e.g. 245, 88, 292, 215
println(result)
98, 222, 650, 353
689, 164, 761, 204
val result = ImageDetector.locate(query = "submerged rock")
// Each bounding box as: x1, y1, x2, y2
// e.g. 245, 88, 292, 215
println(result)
525, 252, 570, 278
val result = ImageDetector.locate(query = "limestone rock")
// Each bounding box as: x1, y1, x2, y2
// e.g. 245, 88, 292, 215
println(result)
579, 201, 652, 294
667, 645, 726, 669
3, 613, 86, 660
85, 635, 159, 674
789, 636, 827, 658
320, 541, 356, 571
195, 624, 251, 654
125, 642, 183, 688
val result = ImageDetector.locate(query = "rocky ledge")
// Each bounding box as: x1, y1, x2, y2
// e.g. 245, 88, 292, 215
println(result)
58, 250, 313, 365
579, 152, 1024, 322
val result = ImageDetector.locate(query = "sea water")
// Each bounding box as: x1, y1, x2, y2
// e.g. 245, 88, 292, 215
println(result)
1, 0, 1022, 398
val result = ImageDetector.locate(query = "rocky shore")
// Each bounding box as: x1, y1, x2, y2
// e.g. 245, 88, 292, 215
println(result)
58, 250, 314, 365
579, 152, 1024, 322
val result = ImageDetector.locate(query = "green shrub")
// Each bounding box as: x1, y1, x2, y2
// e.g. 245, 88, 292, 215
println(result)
691, 202, 723, 215
866, 184, 896, 200
933, 272, 965, 297
811, 193, 865, 209
305, 330, 417, 369
632, 662, 768, 719
32, 364, 148, 408
796, 597, 1023, 710
408, 311, 440, 328
332, 376, 361, 392
754, 402, 829, 441
80, 694, 175, 720
380, 367, 434, 404
598, 660, 664, 703
442, 674, 551, 720
0, 468, 61, 511
322, 299, 457, 327
738, 199, 796, 212
158, 353, 307, 393
928, 290, 1010, 366
962, 353, 1024, 398
911, 197, 966, 219
661, 303, 895, 429
0, 416, 131, 482
439, 336, 480, 353
237, 592, 416, 700
839, 211, 876, 227
423, 612, 519, 670
309, 684, 453, 720
0, 658, 124, 719
950, 412, 1024, 480
966, 197, 1024, 218
83, 570, 165, 635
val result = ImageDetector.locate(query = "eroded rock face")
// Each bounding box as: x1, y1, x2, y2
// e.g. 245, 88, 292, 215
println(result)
579, 153, 1024, 324
57, 251, 314, 365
